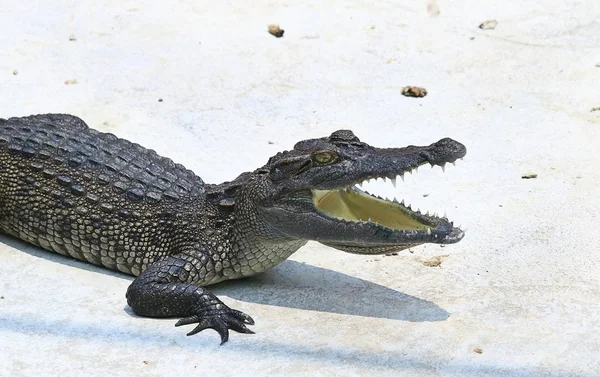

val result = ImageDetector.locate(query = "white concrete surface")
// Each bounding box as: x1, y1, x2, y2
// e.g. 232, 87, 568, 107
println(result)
1, 1, 600, 376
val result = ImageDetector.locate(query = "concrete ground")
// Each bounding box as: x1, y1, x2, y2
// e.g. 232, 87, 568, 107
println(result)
1, 1, 599, 376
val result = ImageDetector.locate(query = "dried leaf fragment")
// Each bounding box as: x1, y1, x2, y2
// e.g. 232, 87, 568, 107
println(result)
421, 255, 449, 267
64, 79, 78, 85
473, 347, 483, 354
479, 20, 497, 30
268, 24, 284, 38
402, 86, 427, 98
521, 173, 537, 179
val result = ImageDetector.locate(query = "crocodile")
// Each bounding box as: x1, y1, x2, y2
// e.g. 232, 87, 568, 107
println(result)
0, 114, 466, 344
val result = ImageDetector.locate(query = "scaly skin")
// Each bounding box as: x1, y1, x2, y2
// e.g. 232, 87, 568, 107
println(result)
0, 114, 466, 344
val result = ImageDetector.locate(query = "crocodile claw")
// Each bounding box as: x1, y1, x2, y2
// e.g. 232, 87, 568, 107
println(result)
175, 307, 255, 345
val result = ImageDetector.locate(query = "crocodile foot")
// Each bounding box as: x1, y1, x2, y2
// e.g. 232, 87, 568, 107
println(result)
175, 305, 255, 345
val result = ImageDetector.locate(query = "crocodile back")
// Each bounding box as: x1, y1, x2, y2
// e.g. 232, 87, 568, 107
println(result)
0, 114, 206, 275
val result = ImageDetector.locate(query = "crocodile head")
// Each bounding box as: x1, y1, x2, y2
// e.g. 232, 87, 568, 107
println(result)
249, 130, 467, 255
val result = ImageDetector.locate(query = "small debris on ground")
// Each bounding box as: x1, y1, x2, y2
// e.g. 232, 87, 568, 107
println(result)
426, 0, 440, 17
591, 107, 600, 112
473, 347, 483, 354
385, 251, 399, 256
64, 79, 78, 85
423, 193, 429, 197
421, 255, 449, 267
521, 173, 538, 179
12, 70, 18, 75
69, 34, 77, 41
158, 98, 163, 102
479, 20, 498, 30
596, 63, 600, 67
402, 86, 427, 98
268, 24, 284, 38
268, 141, 274, 145
0, 296, 4, 299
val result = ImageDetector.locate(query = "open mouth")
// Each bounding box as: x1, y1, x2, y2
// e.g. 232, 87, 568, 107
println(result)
310, 160, 463, 244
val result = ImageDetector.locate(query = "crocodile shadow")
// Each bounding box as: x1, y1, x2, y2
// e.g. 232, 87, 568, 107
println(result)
4, 235, 449, 322
213, 260, 449, 322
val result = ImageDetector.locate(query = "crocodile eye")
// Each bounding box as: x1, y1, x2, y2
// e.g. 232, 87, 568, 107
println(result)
313, 152, 336, 164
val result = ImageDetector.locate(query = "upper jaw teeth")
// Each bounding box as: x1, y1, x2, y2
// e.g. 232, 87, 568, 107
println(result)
349, 159, 460, 221
355, 159, 455, 189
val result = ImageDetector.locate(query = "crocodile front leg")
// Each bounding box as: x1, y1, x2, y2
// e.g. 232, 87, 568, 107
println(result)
125, 254, 254, 344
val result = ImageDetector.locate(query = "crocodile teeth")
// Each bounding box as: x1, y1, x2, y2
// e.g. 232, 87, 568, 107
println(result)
426, 228, 432, 235
348, 162, 458, 225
